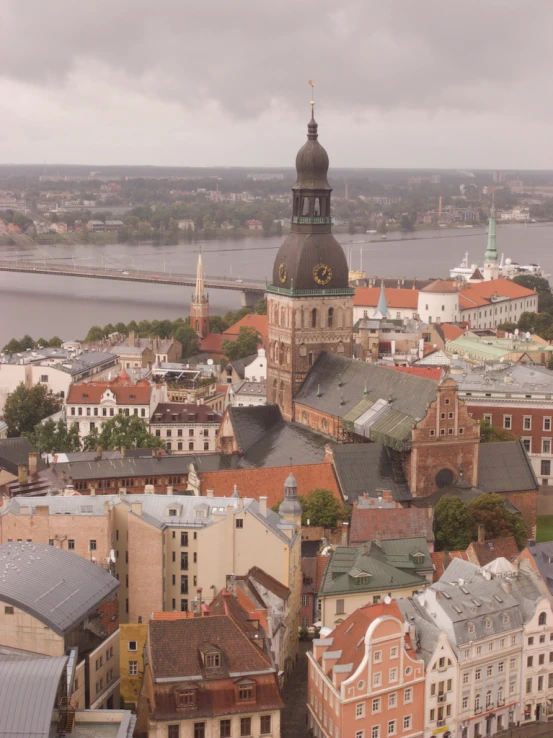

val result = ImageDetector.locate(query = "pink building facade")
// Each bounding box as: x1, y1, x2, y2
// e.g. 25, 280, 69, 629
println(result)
308, 602, 425, 738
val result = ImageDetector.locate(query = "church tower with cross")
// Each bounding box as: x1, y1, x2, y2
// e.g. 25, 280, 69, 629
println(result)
190, 250, 210, 338
266, 87, 354, 420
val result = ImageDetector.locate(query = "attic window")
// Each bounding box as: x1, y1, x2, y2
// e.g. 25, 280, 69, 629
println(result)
493, 595, 503, 603
205, 652, 221, 668
467, 622, 475, 633
452, 606, 462, 614
82, 393, 88, 398
353, 575, 371, 585
130, 394, 136, 399
459, 587, 469, 595
442, 592, 451, 600
176, 688, 196, 708
502, 613, 510, 624
237, 680, 256, 701
471, 598, 481, 607
168, 509, 178, 517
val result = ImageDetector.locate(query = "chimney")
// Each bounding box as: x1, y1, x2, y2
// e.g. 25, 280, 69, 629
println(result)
228, 573, 237, 595
120, 446, 127, 459
28, 452, 38, 476
259, 496, 267, 517
167, 485, 173, 496
118, 487, 127, 497
477, 524, 485, 544
131, 501, 143, 516
145, 484, 154, 495
341, 521, 349, 546
324, 443, 334, 463
443, 550, 450, 571
103, 500, 110, 514
196, 587, 203, 615
18, 465, 28, 486
61, 470, 66, 482
90, 487, 96, 496
96, 445, 103, 459
207, 488, 214, 498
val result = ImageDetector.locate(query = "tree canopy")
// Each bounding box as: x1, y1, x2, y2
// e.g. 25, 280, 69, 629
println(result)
26, 419, 81, 454
273, 488, 349, 528
434, 493, 528, 551
479, 419, 517, 443
81, 414, 166, 451
222, 327, 261, 361
4, 383, 62, 437
173, 325, 200, 359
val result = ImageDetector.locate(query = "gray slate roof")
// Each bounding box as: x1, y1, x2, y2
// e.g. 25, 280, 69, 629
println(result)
229, 353, 258, 380
295, 353, 437, 421
0, 542, 119, 635
478, 440, 538, 492
0, 437, 46, 476
227, 405, 282, 452
397, 598, 443, 667
319, 542, 428, 597
332, 443, 411, 502
525, 541, 553, 596
0, 649, 68, 738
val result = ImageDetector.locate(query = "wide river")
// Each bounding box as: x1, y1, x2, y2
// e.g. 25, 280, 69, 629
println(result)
0, 223, 552, 345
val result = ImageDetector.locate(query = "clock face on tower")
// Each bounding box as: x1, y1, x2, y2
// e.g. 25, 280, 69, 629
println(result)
278, 263, 287, 284
313, 263, 332, 286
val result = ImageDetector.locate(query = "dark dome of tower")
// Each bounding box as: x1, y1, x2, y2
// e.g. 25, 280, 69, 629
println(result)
270, 113, 349, 292
295, 117, 330, 190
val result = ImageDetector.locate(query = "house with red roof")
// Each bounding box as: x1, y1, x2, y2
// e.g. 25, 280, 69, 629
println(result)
308, 601, 425, 738
66, 369, 166, 439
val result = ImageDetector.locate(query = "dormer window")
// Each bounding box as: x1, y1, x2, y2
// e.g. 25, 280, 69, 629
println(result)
130, 394, 136, 399
176, 687, 197, 708
205, 652, 221, 668
83, 393, 88, 398
168, 508, 178, 517
236, 678, 256, 702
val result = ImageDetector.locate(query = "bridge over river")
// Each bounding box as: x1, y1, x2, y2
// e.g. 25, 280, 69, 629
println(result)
0, 259, 266, 307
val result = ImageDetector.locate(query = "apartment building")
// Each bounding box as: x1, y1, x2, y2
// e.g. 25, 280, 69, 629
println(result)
0, 486, 302, 634
120, 622, 148, 709
150, 403, 221, 453
308, 600, 426, 738
0, 541, 120, 710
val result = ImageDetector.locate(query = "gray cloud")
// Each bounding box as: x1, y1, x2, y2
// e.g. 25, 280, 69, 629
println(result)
1, 0, 552, 166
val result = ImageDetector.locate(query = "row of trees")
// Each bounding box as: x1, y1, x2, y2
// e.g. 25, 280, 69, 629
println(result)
497, 275, 553, 344
2, 334, 63, 354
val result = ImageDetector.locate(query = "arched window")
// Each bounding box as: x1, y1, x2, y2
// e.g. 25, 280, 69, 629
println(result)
311, 308, 317, 328
314, 198, 321, 216
279, 381, 284, 407
328, 308, 334, 328
195, 320, 199, 332
539, 612, 547, 626
299, 343, 307, 357
272, 379, 277, 404
486, 691, 492, 709
279, 343, 285, 365
442, 305, 445, 311
302, 198, 310, 216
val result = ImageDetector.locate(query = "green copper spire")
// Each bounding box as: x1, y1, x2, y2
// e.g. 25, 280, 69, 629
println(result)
373, 281, 390, 319
484, 199, 498, 263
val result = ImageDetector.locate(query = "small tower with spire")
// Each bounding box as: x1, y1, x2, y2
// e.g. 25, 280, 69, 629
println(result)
279, 471, 302, 529
190, 250, 210, 338
372, 281, 390, 320
483, 198, 499, 281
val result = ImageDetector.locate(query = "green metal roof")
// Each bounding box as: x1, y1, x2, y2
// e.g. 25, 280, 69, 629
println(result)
319, 541, 429, 597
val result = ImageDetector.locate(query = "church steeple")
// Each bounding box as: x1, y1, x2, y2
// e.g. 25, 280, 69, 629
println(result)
373, 281, 390, 320
483, 198, 499, 281
190, 250, 210, 338
266, 90, 354, 420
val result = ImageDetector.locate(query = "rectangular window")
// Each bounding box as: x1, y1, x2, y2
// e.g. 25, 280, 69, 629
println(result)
404, 687, 412, 704
503, 415, 512, 429
194, 724, 205, 738
403, 716, 412, 731
240, 717, 251, 737
128, 641, 137, 651
68, 539, 75, 550
523, 416, 532, 430
374, 650, 382, 663
389, 667, 398, 682
373, 672, 381, 687
371, 727, 380, 738
390, 646, 398, 659
544, 417, 552, 431
526, 678, 532, 694
542, 460, 551, 476
388, 693, 397, 709
129, 661, 138, 676
372, 697, 381, 714
522, 438, 531, 452
89, 540, 97, 551
220, 720, 231, 738
543, 439, 552, 454
168, 727, 180, 738
236, 518, 244, 529
387, 720, 396, 737
260, 716, 271, 735
356, 702, 365, 718
336, 599, 345, 615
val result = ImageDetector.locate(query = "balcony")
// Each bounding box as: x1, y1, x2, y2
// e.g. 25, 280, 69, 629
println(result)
475, 707, 482, 714
497, 699, 505, 707
438, 694, 446, 703
437, 720, 446, 728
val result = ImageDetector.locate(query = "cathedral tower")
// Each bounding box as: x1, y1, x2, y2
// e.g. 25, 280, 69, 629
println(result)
266, 109, 354, 420
190, 250, 210, 338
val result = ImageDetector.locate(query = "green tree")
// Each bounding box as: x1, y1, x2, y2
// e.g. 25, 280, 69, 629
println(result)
86, 325, 105, 342
513, 275, 551, 295
26, 419, 81, 454
496, 322, 517, 333
222, 327, 261, 361
82, 414, 166, 451
479, 419, 517, 443
434, 497, 474, 551
517, 312, 536, 333
400, 214, 415, 231
114, 322, 128, 335
209, 315, 229, 334
254, 298, 267, 315
300, 488, 346, 527
468, 493, 528, 549
48, 336, 63, 348
173, 326, 200, 359
4, 383, 63, 437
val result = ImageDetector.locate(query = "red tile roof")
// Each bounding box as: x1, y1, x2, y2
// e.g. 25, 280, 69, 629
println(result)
314, 555, 329, 594
458, 278, 536, 308
354, 287, 419, 309
319, 601, 406, 675
199, 462, 341, 509
392, 366, 443, 381
223, 314, 269, 338
430, 550, 470, 582
350, 506, 434, 545
149, 614, 272, 679
467, 536, 519, 567
441, 323, 465, 341
67, 373, 152, 404
151, 403, 222, 424
420, 279, 458, 294
199, 333, 226, 355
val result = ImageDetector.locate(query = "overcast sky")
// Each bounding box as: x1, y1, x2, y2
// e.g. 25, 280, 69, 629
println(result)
1, 0, 552, 169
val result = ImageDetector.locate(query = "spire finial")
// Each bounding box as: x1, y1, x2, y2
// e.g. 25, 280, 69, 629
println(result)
307, 80, 318, 139
308, 79, 315, 117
